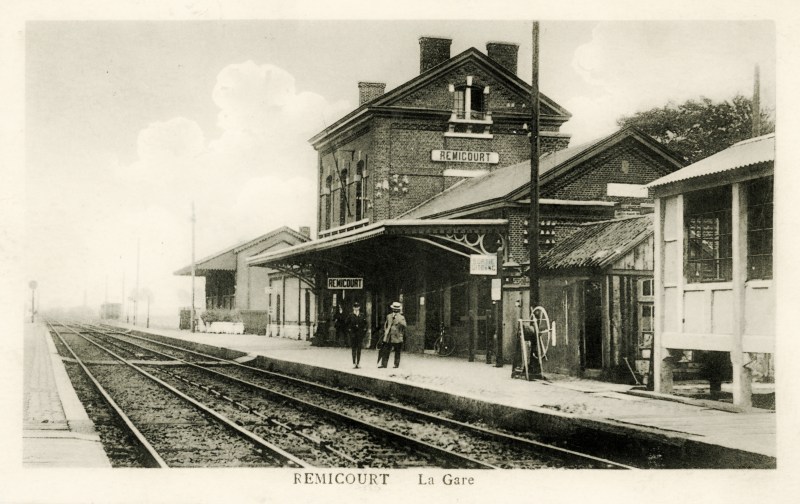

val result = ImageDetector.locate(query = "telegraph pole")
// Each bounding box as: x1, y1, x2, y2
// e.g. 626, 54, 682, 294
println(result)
528, 21, 541, 306
29, 281, 37, 323
752, 64, 761, 137
191, 202, 197, 333
134, 239, 140, 325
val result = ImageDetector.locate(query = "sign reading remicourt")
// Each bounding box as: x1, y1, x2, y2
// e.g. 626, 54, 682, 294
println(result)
431, 150, 499, 164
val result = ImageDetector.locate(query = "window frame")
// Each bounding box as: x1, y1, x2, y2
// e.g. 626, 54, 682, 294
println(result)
746, 176, 773, 280
684, 185, 733, 283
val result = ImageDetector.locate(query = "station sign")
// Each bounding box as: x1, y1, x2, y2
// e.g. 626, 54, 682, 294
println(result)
431, 149, 499, 164
469, 255, 497, 276
327, 277, 364, 290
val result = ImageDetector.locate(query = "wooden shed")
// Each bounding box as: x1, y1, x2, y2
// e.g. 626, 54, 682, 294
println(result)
519, 215, 655, 382
647, 134, 774, 407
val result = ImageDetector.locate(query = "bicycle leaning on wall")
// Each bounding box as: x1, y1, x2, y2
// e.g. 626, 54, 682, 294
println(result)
433, 322, 456, 357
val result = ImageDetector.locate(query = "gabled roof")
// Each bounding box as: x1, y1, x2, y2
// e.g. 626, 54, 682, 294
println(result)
309, 47, 571, 147
647, 133, 775, 189
174, 226, 310, 276
539, 215, 653, 270
401, 127, 684, 219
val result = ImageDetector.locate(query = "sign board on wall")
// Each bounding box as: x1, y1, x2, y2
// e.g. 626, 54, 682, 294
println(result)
491, 278, 502, 301
469, 255, 497, 275
327, 277, 364, 290
431, 150, 499, 164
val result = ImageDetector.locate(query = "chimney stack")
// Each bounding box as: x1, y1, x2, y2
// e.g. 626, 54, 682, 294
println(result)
419, 37, 452, 73
358, 82, 386, 105
299, 226, 311, 238
486, 42, 519, 75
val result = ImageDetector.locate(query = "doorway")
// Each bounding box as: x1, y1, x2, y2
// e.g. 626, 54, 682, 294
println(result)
583, 281, 603, 369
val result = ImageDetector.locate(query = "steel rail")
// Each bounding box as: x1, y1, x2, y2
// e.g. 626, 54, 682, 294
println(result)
96, 323, 633, 469
86, 323, 495, 469
58, 322, 310, 468
46, 320, 168, 468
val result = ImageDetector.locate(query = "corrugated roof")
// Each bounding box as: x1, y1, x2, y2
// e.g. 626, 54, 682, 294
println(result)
647, 133, 774, 188
539, 215, 653, 270
401, 137, 604, 219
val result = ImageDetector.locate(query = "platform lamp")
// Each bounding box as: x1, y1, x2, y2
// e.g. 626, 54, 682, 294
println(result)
29, 280, 37, 323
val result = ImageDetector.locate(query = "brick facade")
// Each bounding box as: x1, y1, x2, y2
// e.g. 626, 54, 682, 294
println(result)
542, 138, 672, 202
314, 45, 572, 234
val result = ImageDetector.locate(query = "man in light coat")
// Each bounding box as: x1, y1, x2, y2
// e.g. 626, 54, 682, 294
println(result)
379, 301, 406, 368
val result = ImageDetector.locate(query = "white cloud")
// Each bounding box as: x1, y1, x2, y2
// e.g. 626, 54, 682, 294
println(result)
36, 61, 348, 313
565, 21, 775, 144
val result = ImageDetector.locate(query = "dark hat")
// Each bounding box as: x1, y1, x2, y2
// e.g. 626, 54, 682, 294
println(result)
352, 302, 361, 308
390, 301, 402, 310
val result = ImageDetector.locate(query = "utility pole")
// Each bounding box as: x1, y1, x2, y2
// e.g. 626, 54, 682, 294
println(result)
123, 270, 127, 323
528, 21, 541, 307
752, 64, 761, 137
191, 202, 197, 333
134, 239, 140, 326
29, 281, 37, 323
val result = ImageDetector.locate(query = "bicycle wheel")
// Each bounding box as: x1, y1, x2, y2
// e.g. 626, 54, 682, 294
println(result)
530, 306, 551, 359
437, 334, 456, 357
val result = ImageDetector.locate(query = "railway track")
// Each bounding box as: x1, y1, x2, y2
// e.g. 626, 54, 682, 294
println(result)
51, 321, 633, 469
48, 321, 309, 468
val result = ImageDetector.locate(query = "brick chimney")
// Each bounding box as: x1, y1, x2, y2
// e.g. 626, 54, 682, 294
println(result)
419, 37, 452, 73
299, 226, 310, 238
486, 42, 519, 75
358, 82, 386, 105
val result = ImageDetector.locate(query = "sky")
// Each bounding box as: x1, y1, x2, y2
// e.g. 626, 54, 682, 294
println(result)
21, 17, 777, 321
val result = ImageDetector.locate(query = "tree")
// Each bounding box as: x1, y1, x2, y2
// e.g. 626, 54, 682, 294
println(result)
617, 95, 774, 164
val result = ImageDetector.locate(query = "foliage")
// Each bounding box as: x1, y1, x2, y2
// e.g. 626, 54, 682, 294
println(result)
616, 95, 774, 164
200, 309, 242, 324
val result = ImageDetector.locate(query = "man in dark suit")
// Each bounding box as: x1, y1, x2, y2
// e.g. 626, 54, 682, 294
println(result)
345, 302, 368, 369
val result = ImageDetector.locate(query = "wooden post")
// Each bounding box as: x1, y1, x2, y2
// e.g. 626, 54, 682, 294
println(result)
495, 246, 504, 367
653, 198, 664, 392
731, 183, 752, 407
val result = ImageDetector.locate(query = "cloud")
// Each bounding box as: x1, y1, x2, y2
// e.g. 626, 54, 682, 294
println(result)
38, 61, 348, 312
565, 21, 775, 143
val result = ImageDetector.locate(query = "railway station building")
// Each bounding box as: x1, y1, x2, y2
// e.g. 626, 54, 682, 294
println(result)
647, 133, 775, 407
247, 36, 684, 380
175, 226, 316, 337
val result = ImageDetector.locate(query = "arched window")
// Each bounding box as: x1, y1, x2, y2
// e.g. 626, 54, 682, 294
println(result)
339, 169, 348, 226
324, 175, 332, 230
355, 161, 364, 221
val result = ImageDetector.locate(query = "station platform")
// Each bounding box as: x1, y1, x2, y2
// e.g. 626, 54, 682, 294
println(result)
113, 322, 776, 467
24, 319, 776, 468
22, 322, 111, 468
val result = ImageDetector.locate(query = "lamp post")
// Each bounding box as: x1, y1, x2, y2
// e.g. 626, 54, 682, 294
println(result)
191, 202, 197, 333
28, 280, 37, 323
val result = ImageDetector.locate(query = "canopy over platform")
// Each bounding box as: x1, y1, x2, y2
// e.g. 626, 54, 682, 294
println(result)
246, 219, 508, 288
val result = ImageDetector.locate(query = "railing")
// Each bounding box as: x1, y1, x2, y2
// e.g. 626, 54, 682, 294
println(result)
318, 218, 370, 239
449, 110, 492, 123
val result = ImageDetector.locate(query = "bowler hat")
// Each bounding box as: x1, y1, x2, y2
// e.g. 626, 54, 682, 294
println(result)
390, 301, 402, 310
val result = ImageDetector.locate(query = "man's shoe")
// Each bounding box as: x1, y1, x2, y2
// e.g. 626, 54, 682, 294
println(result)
378, 365, 387, 368
393, 365, 399, 368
